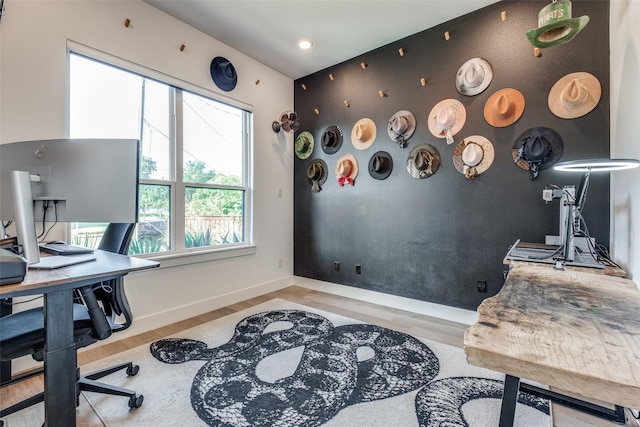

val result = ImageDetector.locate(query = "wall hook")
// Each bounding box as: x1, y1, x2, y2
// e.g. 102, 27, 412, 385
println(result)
301, 84, 307, 91
344, 100, 350, 108
501, 11, 507, 21
124, 18, 131, 28
398, 48, 405, 56
444, 31, 450, 41
420, 78, 427, 87
379, 90, 386, 98
360, 62, 367, 70
180, 44, 186, 52
314, 108, 320, 115
534, 47, 541, 57
328, 73, 334, 81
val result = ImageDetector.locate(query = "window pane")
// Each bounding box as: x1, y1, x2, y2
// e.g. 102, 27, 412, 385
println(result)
70, 223, 108, 248
136, 184, 171, 254
140, 80, 171, 181
183, 92, 243, 185
69, 54, 142, 139
185, 187, 244, 248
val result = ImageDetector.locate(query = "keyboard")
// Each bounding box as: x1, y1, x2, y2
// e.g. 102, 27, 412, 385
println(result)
39, 242, 94, 255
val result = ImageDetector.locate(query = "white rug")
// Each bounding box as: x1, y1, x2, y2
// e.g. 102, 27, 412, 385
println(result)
3, 299, 551, 426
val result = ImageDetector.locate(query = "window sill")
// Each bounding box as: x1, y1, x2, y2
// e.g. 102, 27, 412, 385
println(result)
139, 244, 257, 269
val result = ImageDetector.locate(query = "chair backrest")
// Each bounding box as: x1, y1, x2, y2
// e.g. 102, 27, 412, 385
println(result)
89, 223, 137, 335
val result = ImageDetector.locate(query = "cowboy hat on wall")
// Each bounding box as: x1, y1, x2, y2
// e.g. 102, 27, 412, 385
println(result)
548, 72, 601, 119
512, 127, 564, 180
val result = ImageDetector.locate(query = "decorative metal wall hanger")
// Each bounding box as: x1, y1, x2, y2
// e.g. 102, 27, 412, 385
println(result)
272, 111, 300, 133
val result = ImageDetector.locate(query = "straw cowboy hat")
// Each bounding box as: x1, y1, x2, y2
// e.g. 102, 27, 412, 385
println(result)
407, 143, 440, 179
368, 151, 393, 180
526, 0, 589, 48
210, 56, 238, 92
387, 110, 416, 148
351, 118, 377, 150
548, 72, 601, 119
335, 154, 359, 186
428, 99, 466, 145
294, 131, 314, 159
512, 127, 564, 180
306, 159, 328, 193
455, 58, 493, 96
453, 136, 495, 180
321, 125, 343, 154
484, 88, 526, 127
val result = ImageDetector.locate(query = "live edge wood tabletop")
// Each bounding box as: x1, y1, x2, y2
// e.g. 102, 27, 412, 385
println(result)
464, 264, 640, 409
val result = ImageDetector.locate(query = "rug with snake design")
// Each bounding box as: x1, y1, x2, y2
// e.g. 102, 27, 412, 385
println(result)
76, 299, 551, 426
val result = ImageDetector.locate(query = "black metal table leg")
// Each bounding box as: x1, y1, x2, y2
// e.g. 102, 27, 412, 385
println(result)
43, 290, 77, 427
499, 374, 521, 427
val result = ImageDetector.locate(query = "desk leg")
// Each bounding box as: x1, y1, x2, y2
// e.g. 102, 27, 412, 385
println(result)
43, 290, 77, 427
499, 374, 520, 427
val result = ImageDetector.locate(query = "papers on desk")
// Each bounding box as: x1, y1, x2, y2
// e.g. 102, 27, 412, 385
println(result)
28, 253, 97, 270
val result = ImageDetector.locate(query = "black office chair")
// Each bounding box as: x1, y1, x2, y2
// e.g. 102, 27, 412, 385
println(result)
0, 223, 143, 424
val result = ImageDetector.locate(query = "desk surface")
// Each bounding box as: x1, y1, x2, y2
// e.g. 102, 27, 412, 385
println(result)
464, 264, 640, 409
0, 250, 159, 298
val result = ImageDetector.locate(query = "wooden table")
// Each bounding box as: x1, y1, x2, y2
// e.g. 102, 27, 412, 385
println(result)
464, 264, 640, 426
0, 250, 158, 427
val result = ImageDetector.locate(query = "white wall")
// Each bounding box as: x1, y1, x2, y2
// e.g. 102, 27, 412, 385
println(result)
610, 0, 640, 285
0, 0, 295, 346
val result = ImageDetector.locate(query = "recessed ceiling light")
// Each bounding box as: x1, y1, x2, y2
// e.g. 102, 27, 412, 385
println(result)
298, 39, 313, 50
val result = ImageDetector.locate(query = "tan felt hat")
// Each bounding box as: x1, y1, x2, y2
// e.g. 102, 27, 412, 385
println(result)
484, 88, 525, 128
335, 153, 359, 186
453, 136, 495, 180
548, 72, 601, 119
351, 118, 377, 150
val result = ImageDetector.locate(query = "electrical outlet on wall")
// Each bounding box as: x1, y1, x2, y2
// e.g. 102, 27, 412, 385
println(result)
477, 280, 487, 293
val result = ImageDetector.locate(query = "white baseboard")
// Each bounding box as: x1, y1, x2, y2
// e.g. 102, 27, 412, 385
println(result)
294, 276, 478, 325
122, 276, 294, 339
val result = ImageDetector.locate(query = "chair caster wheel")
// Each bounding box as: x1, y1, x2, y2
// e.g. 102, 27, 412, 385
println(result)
126, 364, 140, 376
129, 394, 144, 409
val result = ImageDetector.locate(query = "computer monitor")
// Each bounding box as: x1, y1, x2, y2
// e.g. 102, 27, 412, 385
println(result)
0, 138, 140, 262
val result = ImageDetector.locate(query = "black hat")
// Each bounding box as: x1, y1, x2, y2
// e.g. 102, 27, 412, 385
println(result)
321, 126, 343, 154
210, 56, 237, 92
512, 127, 564, 179
368, 151, 393, 180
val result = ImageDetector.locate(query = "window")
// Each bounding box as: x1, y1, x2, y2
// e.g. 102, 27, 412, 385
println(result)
68, 52, 251, 255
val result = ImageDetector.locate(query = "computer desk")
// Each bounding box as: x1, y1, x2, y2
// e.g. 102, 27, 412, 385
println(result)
0, 250, 159, 427
464, 264, 640, 426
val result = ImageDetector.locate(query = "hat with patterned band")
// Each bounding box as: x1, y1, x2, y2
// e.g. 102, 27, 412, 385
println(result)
306, 159, 328, 193
368, 151, 393, 180
295, 131, 314, 159
387, 110, 416, 148
455, 58, 493, 96
483, 88, 526, 128
321, 125, 343, 154
335, 154, 359, 187
428, 99, 466, 145
407, 143, 440, 179
548, 72, 601, 119
526, 0, 589, 48
351, 118, 377, 150
512, 127, 564, 180
453, 136, 495, 180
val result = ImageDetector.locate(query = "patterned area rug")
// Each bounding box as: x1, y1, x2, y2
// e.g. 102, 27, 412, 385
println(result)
5, 299, 552, 426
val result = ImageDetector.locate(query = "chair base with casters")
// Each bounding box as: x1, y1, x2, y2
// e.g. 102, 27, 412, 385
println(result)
0, 362, 143, 424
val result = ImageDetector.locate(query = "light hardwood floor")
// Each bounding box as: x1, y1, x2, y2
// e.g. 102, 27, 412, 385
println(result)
0, 285, 629, 426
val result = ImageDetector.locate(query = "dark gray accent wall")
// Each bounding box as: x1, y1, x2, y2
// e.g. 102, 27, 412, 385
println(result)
293, 0, 610, 311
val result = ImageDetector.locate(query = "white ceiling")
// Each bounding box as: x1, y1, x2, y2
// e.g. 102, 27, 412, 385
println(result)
145, 1, 497, 80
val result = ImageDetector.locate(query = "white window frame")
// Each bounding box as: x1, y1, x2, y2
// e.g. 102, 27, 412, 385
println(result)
66, 41, 255, 267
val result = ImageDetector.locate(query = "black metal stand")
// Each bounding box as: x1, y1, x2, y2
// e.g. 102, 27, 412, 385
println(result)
498, 374, 627, 427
